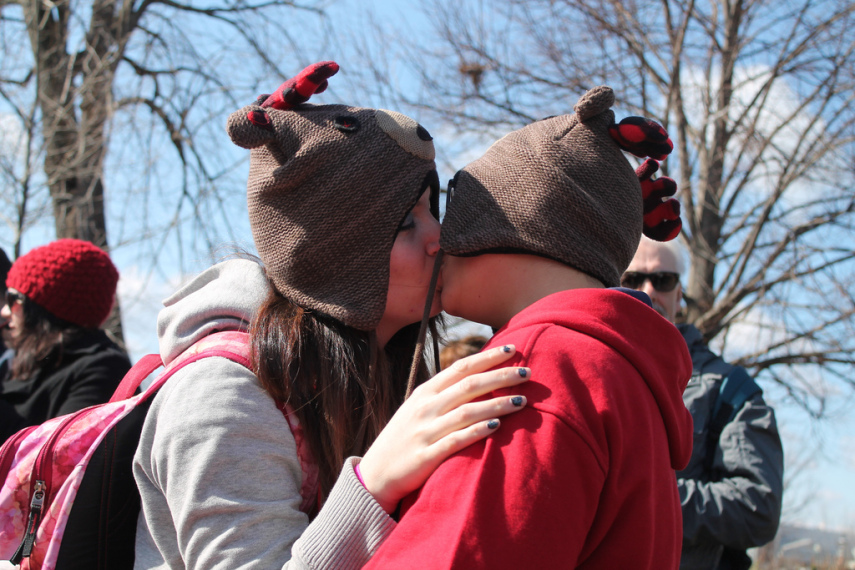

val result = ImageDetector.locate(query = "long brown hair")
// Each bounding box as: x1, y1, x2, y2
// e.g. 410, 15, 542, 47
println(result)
8, 296, 87, 381
250, 286, 438, 498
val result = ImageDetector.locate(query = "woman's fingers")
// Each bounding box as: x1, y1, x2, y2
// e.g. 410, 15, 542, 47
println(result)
424, 344, 518, 393
357, 352, 532, 513
433, 394, 527, 440
425, 396, 526, 460
435, 365, 530, 415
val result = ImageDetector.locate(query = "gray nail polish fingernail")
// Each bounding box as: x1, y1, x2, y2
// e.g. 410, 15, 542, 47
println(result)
503, 345, 512, 353
487, 419, 500, 429
511, 396, 524, 407
518, 368, 528, 378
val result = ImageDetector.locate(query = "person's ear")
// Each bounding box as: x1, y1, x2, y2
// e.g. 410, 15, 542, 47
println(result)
675, 282, 685, 323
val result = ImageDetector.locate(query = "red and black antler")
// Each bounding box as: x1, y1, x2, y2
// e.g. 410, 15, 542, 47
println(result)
245, 61, 340, 132
608, 117, 673, 161
607, 114, 681, 241
246, 61, 338, 132
260, 61, 340, 110
636, 158, 681, 241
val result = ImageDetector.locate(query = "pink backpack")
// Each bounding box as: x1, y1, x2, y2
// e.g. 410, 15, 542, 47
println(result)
0, 330, 319, 569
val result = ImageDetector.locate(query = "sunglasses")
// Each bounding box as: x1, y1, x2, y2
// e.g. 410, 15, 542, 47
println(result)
620, 271, 680, 293
4, 290, 25, 307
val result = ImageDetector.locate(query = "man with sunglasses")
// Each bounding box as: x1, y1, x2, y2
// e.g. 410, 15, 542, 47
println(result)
624, 236, 783, 570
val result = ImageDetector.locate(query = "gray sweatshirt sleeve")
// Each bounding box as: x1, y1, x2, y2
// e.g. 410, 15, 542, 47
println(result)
289, 457, 397, 569
677, 394, 784, 550
134, 357, 395, 570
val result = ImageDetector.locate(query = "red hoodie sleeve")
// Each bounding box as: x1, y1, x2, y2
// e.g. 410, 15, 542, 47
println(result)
363, 406, 605, 569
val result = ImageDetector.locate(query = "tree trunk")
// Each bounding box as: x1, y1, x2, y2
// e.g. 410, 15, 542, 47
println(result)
23, 0, 124, 345
684, 0, 744, 340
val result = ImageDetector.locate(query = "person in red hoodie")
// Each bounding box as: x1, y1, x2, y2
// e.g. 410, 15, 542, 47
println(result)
362, 86, 695, 569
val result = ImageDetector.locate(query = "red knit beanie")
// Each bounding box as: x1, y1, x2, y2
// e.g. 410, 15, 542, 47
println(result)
6, 239, 119, 328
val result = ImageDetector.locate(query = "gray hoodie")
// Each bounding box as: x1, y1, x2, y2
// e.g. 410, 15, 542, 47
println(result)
133, 259, 395, 570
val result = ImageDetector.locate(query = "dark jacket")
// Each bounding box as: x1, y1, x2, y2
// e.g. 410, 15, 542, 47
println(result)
0, 329, 131, 444
677, 324, 784, 570
0, 347, 12, 386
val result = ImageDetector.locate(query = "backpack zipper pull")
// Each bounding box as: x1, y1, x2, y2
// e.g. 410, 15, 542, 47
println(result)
9, 480, 46, 564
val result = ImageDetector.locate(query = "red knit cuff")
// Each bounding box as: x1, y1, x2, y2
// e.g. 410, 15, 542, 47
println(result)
354, 462, 367, 488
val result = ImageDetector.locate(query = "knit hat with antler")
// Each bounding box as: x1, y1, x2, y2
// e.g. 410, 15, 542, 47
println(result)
227, 61, 439, 331
440, 85, 681, 287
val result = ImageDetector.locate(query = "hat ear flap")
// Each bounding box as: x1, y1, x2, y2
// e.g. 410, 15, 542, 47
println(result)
227, 106, 276, 149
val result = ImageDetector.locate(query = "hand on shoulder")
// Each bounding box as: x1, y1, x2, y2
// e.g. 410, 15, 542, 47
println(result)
359, 344, 531, 513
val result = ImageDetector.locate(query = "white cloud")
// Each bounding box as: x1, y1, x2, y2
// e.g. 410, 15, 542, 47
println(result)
116, 265, 188, 360
0, 113, 25, 160
678, 63, 846, 217
433, 123, 499, 179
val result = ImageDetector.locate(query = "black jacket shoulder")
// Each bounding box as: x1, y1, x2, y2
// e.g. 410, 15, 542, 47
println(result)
0, 330, 131, 443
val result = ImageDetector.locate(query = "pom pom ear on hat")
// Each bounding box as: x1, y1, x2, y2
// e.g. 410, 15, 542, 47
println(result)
5, 239, 119, 328
228, 109, 279, 149
574, 86, 616, 121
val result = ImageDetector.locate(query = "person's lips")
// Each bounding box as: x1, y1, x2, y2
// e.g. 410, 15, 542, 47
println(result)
651, 302, 669, 318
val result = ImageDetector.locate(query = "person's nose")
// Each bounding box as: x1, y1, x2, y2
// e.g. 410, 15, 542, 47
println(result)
0, 303, 10, 319
639, 278, 657, 300
425, 219, 441, 256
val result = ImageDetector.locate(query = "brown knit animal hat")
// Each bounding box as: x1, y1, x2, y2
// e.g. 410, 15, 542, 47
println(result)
440, 86, 681, 287
227, 62, 439, 331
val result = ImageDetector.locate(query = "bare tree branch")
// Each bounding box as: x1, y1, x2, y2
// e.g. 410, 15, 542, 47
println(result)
0, 0, 326, 343
357, 0, 855, 416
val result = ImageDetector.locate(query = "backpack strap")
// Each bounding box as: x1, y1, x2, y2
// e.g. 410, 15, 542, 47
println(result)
704, 366, 762, 472
275, 400, 322, 519
109, 354, 165, 403
108, 330, 252, 403
109, 330, 320, 516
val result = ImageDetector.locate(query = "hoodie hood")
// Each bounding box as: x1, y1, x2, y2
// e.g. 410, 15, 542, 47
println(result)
157, 259, 270, 365
501, 288, 693, 470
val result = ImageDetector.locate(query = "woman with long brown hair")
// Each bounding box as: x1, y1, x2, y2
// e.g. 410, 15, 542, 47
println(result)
132, 62, 530, 569
0, 239, 131, 444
